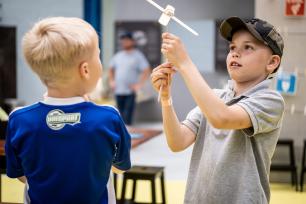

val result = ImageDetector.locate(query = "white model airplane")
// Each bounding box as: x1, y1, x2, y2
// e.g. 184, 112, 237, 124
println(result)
146, 0, 199, 36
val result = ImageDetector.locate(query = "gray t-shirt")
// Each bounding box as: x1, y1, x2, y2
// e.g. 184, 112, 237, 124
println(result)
109, 49, 149, 95
182, 79, 285, 204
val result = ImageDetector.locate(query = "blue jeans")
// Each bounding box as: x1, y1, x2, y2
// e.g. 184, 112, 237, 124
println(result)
115, 93, 135, 125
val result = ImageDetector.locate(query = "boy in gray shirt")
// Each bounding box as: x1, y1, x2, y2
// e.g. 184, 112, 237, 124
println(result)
151, 17, 285, 204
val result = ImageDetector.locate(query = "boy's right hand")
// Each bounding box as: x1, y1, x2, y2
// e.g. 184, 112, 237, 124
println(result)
151, 62, 176, 100
109, 80, 116, 91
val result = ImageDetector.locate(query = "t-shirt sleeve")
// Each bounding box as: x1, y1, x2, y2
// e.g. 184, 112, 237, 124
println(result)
112, 116, 131, 170
109, 55, 116, 69
5, 119, 24, 178
182, 106, 202, 135
237, 91, 285, 136
181, 89, 223, 135
137, 51, 150, 71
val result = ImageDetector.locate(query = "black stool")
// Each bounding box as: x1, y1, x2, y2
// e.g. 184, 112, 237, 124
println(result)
0, 121, 7, 202
0, 121, 32, 204
270, 139, 298, 191
300, 140, 306, 192
120, 165, 166, 204
0, 157, 6, 203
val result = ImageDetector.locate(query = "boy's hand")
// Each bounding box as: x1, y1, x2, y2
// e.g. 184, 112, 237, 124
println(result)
109, 80, 116, 91
161, 32, 191, 70
83, 94, 91, 101
129, 83, 142, 92
151, 62, 176, 100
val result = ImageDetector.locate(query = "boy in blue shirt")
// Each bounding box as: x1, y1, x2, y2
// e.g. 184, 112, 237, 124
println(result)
5, 17, 131, 204
151, 17, 284, 203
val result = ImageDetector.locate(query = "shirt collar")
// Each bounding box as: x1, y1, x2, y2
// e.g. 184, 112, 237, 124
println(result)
42, 96, 86, 105
225, 79, 272, 100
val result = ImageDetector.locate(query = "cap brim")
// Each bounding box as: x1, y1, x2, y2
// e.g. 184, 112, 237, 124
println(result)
220, 16, 265, 44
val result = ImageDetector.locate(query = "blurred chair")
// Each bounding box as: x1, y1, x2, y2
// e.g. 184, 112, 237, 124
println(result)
0, 107, 9, 121
4, 98, 25, 113
270, 139, 298, 191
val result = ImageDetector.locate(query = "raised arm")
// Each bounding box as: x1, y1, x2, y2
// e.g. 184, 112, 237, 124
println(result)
161, 33, 252, 130
151, 63, 196, 152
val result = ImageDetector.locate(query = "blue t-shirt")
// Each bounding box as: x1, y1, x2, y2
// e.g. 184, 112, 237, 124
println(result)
109, 49, 149, 95
5, 97, 131, 204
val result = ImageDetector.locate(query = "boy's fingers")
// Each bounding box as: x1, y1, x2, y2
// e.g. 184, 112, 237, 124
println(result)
160, 62, 173, 68
161, 44, 170, 50
162, 32, 169, 39
152, 63, 173, 72
152, 78, 163, 86
154, 79, 168, 89
162, 39, 175, 45
151, 78, 162, 90
152, 75, 167, 83
162, 32, 177, 40
161, 48, 167, 55
151, 73, 172, 87
151, 69, 174, 80
161, 69, 176, 75
151, 74, 168, 83
83, 95, 90, 101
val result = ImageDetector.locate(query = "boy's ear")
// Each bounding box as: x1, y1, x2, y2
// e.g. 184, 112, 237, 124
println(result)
267, 55, 281, 74
79, 61, 90, 80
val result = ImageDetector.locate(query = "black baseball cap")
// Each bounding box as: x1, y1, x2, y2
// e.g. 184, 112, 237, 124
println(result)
119, 32, 133, 40
220, 17, 284, 57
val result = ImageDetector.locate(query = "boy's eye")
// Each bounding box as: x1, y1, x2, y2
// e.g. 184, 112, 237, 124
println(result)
229, 45, 235, 51
245, 45, 254, 50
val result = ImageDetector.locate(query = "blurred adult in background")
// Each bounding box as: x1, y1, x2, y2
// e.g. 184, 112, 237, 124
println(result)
109, 32, 151, 125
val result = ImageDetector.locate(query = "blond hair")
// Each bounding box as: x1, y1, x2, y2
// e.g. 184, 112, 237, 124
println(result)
22, 17, 98, 84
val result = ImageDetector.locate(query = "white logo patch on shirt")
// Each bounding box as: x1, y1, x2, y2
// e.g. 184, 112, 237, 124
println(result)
46, 109, 81, 130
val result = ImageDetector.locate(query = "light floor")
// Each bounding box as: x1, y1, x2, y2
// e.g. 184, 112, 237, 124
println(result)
2, 177, 306, 204
2, 123, 306, 203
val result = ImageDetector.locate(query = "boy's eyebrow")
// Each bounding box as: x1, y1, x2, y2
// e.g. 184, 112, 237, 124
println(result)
230, 40, 256, 45
243, 40, 256, 44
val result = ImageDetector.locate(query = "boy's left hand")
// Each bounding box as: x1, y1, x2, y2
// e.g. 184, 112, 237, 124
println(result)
129, 83, 142, 92
161, 32, 191, 70
83, 95, 91, 101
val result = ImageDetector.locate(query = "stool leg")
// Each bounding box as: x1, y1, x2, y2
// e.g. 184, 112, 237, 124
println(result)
301, 170, 305, 192
301, 142, 306, 192
295, 169, 298, 191
291, 170, 295, 186
289, 143, 296, 188
120, 177, 127, 204
161, 172, 166, 204
131, 179, 137, 201
151, 179, 156, 204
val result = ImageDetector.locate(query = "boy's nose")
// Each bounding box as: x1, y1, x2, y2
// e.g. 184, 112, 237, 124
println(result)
231, 51, 240, 58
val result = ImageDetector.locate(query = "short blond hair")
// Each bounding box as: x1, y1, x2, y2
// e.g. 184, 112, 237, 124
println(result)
22, 17, 97, 83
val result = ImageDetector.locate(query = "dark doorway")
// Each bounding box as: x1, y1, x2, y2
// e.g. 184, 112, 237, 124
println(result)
115, 21, 161, 69
0, 26, 16, 107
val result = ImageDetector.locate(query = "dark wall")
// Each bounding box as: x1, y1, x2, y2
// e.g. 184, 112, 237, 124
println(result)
0, 27, 16, 105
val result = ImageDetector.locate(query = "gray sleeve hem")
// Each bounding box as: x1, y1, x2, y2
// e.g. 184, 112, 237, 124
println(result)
237, 102, 259, 137
182, 120, 198, 135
